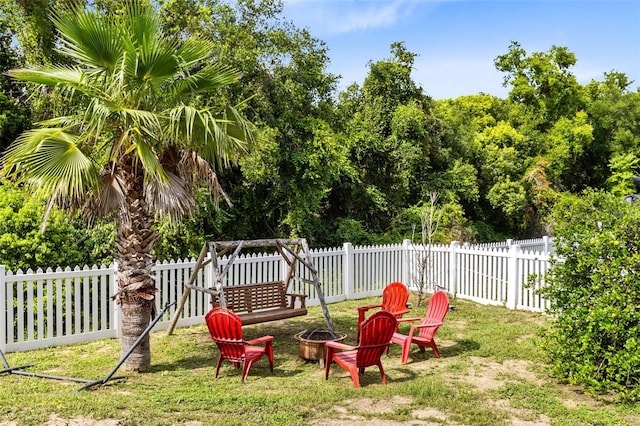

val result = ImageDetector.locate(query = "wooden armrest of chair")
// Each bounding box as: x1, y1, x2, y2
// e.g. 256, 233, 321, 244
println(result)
413, 322, 442, 329
245, 335, 274, 346
325, 341, 355, 351
407, 322, 443, 337
397, 317, 422, 323
357, 304, 382, 313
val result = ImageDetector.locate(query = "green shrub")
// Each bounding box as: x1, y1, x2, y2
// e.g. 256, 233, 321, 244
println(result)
0, 182, 114, 271
541, 190, 640, 401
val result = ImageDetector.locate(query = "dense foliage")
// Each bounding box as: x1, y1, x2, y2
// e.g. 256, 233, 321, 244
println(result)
541, 191, 640, 401
0, 182, 113, 270
1, 0, 639, 254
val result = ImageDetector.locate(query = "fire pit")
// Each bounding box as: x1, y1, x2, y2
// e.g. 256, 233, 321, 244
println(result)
294, 328, 347, 367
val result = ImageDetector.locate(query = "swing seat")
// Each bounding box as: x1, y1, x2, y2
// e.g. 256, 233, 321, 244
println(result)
213, 281, 307, 325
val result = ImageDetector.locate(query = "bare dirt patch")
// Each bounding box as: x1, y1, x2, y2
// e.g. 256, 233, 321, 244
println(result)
346, 395, 413, 414
454, 356, 545, 391
311, 396, 449, 426
41, 414, 122, 425
494, 399, 551, 426
312, 356, 589, 425
0, 414, 124, 426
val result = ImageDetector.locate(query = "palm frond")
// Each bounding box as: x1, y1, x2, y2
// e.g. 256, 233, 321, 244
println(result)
147, 149, 231, 220
124, 0, 162, 50
165, 105, 254, 169
7, 66, 117, 106
7, 66, 83, 87
146, 169, 197, 221
123, 1, 182, 87
131, 138, 168, 183
184, 151, 232, 208
119, 108, 163, 139
203, 105, 257, 169
175, 38, 215, 68
53, 4, 124, 72
37, 114, 84, 128
170, 64, 242, 99
2, 128, 99, 203
221, 105, 259, 149
93, 168, 127, 217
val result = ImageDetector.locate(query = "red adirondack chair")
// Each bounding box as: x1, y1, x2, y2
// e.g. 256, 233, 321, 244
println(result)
390, 290, 449, 364
356, 281, 410, 342
204, 307, 274, 382
325, 310, 397, 387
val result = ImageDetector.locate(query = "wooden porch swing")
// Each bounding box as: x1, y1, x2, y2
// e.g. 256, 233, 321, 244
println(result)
166, 238, 334, 335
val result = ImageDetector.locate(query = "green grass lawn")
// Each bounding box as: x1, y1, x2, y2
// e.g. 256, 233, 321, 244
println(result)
1, 296, 638, 426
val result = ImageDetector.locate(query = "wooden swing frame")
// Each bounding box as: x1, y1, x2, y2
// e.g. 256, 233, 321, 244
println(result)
166, 238, 334, 334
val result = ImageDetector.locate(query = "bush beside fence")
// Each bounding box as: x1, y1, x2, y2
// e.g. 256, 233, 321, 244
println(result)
0, 237, 552, 353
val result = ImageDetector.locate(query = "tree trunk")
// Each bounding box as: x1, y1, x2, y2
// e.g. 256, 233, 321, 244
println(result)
119, 298, 152, 370
115, 156, 158, 372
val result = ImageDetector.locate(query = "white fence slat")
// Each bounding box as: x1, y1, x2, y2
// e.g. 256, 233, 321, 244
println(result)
46, 277, 53, 339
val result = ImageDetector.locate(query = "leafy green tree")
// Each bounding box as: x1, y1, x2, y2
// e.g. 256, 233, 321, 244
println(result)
544, 111, 595, 191
0, 182, 113, 271
432, 95, 517, 239
154, 0, 347, 245
338, 42, 436, 235
584, 72, 640, 188
541, 190, 640, 401
585, 72, 639, 152
606, 153, 640, 197
0, 21, 30, 152
495, 41, 585, 129
487, 177, 526, 225
0, 91, 30, 152
0, 0, 58, 66
2, 1, 256, 371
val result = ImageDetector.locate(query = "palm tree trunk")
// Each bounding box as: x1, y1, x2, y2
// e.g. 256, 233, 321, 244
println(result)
115, 157, 158, 372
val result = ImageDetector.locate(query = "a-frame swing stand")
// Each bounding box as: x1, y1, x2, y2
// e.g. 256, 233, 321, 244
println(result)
166, 238, 334, 334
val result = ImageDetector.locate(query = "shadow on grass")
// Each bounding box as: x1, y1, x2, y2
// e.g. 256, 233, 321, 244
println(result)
381, 338, 480, 369
148, 354, 213, 373
440, 338, 481, 357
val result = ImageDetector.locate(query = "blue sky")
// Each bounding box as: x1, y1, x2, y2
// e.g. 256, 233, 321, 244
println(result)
281, 0, 640, 100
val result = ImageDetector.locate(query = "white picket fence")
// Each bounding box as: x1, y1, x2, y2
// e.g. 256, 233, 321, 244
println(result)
0, 237, 553, 353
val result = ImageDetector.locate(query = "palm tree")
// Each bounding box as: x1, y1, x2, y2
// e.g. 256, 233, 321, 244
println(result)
2, 0, 256, 371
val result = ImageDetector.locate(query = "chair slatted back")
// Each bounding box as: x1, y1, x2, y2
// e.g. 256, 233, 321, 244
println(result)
381, 281, 409, 314
205, 307, 245, 363
356, 311, 397, 368
418, 291, 450, 340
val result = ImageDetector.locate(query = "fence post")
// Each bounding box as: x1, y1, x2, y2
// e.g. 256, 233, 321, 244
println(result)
112, 262, 122, 339
449, 241, 459, 297
542, 236, 550, 254
402, 239, 412, 289
0, 265, 6, 352
506, 244, 520, 309
343, 242, 354, 300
